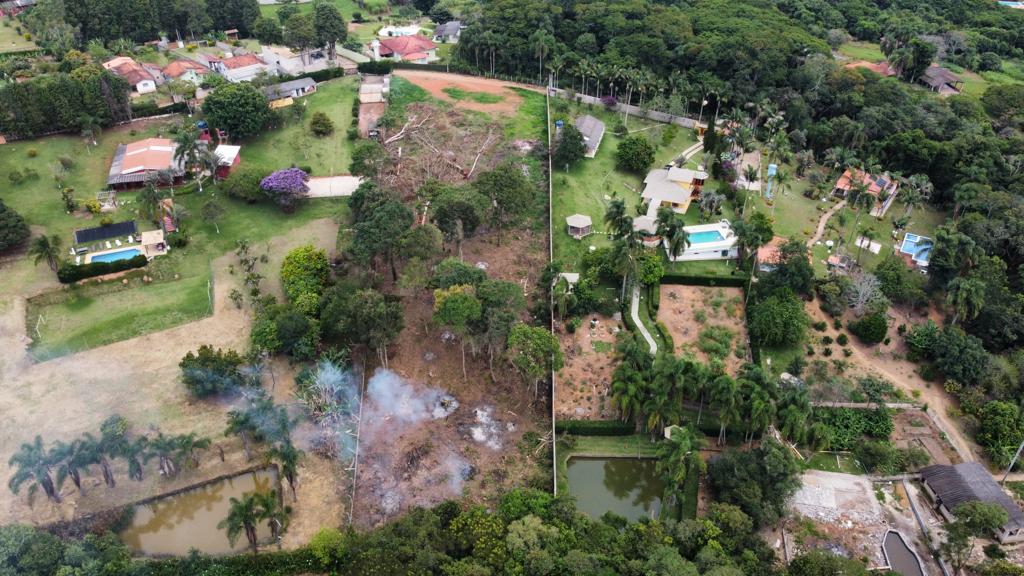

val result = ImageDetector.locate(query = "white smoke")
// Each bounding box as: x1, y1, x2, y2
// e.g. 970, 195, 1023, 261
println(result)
363, 368, 458, 429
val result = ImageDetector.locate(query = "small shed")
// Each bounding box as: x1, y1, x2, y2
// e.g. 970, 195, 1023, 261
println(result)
574, 115, 605, 158
224, 29, 239, 41
214, 144, 241, 179
566, 214, 592, 239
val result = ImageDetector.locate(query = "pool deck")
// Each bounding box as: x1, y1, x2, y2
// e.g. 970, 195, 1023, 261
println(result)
82, 235, 168, 264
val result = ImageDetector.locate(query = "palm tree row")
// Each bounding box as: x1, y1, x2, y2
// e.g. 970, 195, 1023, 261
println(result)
219, 489, 291, 555
225, 391, 303, 502
8, 415, 211, 506
609, 334, 824, 449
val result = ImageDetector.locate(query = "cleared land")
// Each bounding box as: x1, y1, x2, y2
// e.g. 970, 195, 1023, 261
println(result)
658, 286, 749, 375
555, 314, 621, 420
837, 41, 885, 63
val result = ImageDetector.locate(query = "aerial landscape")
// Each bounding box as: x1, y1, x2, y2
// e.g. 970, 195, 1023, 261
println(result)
1, 0, 1024, 574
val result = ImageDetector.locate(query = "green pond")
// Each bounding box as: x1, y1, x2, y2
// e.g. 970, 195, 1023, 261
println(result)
119, 468, 279, 556
566, 457, 665, 521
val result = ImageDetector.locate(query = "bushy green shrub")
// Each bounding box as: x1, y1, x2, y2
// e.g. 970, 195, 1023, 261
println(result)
812, 407, 894, 450
179, 345, 246, 397
309, 111, 335, 136
554, 420, 634, 435
849, 312, 887, 344
281, 245, 330, 316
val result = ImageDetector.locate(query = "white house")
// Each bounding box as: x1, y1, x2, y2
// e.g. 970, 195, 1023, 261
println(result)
664, 220, 739, 262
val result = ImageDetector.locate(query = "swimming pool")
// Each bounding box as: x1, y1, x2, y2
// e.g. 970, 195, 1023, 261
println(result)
899, 233, 932, 265
688, 230, 725, 244
90, 248, 142, 263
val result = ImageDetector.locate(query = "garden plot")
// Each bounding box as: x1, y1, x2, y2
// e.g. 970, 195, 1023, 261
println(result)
658, 285, 749, 374
555, 314, 622, 420
891, 410, 960, 466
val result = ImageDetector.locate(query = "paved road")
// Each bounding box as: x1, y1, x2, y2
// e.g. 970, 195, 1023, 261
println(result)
630, 286, 657, 355
306, 175, 362, 198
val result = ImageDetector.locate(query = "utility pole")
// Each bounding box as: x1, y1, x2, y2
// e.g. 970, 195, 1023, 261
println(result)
1000, 437, 1024, 484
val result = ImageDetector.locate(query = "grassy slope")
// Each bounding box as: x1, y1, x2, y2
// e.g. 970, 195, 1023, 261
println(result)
8, 78, 358, 357
0, 19, 36, 53
838, 41, 885, 63
260, 0, 374, 21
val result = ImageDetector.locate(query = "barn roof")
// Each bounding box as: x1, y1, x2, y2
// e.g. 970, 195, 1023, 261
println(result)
921, 463, 1024, 530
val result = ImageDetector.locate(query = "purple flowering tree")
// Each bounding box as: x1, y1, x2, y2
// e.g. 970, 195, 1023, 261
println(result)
600, 95, 618, 109
260, 168, 309, 212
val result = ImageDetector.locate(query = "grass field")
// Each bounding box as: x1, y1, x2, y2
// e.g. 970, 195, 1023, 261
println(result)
442, 86, 504, 104
804, 451, 863, 474
259, 0, 381, 20
549, 102, 697, 271
4, 77, 359, 356
838, 41, 885, 63
555, 435, 660, 494
0, 19, 36, 53
946, 59, 1024, 99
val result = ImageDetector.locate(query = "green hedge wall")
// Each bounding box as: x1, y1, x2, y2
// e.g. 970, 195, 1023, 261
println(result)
555, 420, 634, 436
57, 254, 148, 284
134, 548, 319, 576
660, 274, 748, 287
131, 100, 189, 119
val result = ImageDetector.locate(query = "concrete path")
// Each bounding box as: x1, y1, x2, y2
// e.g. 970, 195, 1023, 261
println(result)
630, 286, 657, 355
306, 175, 363, 198
806, 200, 846, 248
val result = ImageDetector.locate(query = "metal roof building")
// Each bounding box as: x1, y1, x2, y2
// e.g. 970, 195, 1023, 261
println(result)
920, 462, 1024, 543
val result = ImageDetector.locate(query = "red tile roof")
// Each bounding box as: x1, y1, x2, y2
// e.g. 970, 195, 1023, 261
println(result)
103, 57, 154, 86
404, 51, 429, 61
163, 59, 208, 78
834, 169, 895, 197
377, 35, 436, 57
222, 54, 265, 69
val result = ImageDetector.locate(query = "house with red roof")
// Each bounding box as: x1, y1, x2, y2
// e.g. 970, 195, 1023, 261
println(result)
369, 35, 437, 63
163, 59, 210, 85
832, 168, 900, 217
102, 56, 158, 94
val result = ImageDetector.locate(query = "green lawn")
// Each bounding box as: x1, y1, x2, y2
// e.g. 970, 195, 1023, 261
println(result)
556, 435, 660, 494
0, 19, 37, 53
550, 102, 697, 272
823, 201, 946, 273
4, 78, 358, 357
260, 0, 384, 20
1007, 481, 1024, 502
804, 451, 863, 474
245, 77, 359, 176
838, 41, 885, 63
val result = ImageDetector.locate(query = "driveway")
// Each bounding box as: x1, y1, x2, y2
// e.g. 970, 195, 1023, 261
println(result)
306, 175, 363, 198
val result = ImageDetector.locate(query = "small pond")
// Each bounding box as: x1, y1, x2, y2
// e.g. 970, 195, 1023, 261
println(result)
882, 530, 925, 576
566, 457, 665, 521
119, 468, 279, 556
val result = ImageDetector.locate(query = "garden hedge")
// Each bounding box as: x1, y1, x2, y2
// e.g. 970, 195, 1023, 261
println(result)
555, 420, 634, 436
135, 548, 319, 576
57, 254, 148, 284
130, 100, 188, 119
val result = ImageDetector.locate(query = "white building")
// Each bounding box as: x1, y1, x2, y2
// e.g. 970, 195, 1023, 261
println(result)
664, 220, 739, 262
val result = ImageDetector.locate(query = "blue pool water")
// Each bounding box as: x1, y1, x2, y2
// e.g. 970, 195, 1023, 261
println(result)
91, 248, 142, 263
899, 234, 933, 264
688, 230, 725, 244
998, 1, 1024, 7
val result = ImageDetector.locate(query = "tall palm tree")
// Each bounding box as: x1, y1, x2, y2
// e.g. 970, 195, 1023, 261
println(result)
610, 367, 646, 430
177, 433, 211, 470
655, 205, 689, 260
643, 379, 680, 437
711, 375, 739, 446
847, 183, 877, 250
699, 191, 724, 222
604, 199, 632, 238
256, 490, 291, 542
855, 226, 876, 265
747, 387, 775, 447
529, 30, 553, 85
29, 234, 62, 272
195, 147, 221, 190
742, 164, 759, 188
219, 493, 262, 554
137, 182, 166, 224
552, 277, 575, 320
609, 236, 640, 302
773, 168, 793, 197
173, 124, 202, 179
120, 436, 148, 482
656, 425, 702, 488
52, 439, 99, 496
267, 442, 301, 501
226, 408, 258, 461
900, 174, 932, 217
8, 436, 61, 505
946, 276, 986, 326
145, 432, 186, 478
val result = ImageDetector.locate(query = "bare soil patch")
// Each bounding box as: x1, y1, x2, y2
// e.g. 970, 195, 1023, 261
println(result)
555, 315, 622, 420
891, 410, 960, 466
658, 285, 749, 374
351, 231, 550, 528
0, 220, 343, 536
394, 70, 540, 115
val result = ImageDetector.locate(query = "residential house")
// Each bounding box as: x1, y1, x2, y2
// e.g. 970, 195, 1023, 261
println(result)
370, 35, 438, 63
106, 138, 186, 189
574, 115, 605, 158
831, 168, 899, 217
162, 59, 210, 85
755, 236, 787, 273
0, 0, 35, 17
921, 462, 1024, 544
433, 21, 463, 43
102, 56, 157, 95
633, 215, 661, 248
641, 166, 707, 215
264, 78, 317, 102
209, 53, 277, 83
920, 65, 964, 94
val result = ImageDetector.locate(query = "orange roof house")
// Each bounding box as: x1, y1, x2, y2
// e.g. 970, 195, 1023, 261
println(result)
102, 56, 157, 94
107, 138, 186, 188
832, 169, 900, 217
163, 59, 209, 79
756, 236, 788, 272
371, 35, 437, 62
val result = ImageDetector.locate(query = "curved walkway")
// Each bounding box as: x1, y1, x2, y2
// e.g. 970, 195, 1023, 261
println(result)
807, 200, 846, 248
630, 286, 657, 355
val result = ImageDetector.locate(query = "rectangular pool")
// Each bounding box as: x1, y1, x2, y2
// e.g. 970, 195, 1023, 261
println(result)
566, 457, 665, 521
90, 248, 142, 263
688, 230, 725, 244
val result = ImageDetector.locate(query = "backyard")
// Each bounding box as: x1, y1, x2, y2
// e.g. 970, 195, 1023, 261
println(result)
3, 77, 360, 358
0, 19, 35, 53
837, 41, 885, 63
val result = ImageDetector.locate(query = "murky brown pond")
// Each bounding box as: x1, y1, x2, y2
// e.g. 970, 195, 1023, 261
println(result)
882, 530, 925, 576
119, 468, 279, 556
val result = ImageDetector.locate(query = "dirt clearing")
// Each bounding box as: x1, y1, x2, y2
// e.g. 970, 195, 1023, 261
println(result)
394, 70, 541, 115
555, 315, 622, 420
658, 285, 749, 374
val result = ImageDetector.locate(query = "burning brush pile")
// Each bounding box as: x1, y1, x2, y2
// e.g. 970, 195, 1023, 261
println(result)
353, 369, 513, 525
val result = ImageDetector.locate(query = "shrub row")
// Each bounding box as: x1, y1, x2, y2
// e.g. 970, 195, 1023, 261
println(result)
57, 254, 147, 284
130, 100, 189, 119
135, 548, 319, 576
555, 419, 634, 436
